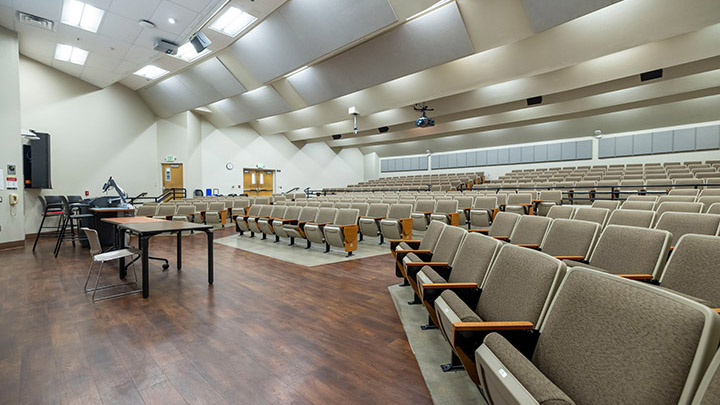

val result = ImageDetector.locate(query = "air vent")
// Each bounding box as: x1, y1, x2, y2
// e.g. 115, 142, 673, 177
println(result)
526, 96, 543, 106
16, 11, 55, 31
640, 69, 663, 82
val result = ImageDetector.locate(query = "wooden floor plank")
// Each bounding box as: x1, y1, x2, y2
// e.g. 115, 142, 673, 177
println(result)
0, 228, 432, 404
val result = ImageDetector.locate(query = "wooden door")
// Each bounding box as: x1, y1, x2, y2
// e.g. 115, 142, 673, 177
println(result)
162, 163, 183, 200
243, 168, 274, 196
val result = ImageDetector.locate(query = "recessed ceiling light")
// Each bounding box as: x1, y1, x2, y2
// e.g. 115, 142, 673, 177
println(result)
133, 65, 169, 80
209, 6, 257, 37
61, 0, 105, 33
168, 18, 176, 24
54, 43, 89, 65
173, 42, 211, 62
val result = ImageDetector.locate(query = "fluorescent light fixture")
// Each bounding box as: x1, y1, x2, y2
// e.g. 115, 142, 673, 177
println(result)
133, 65, 169, 80
173, 42, 211, 62
209, 6, 257, 37
54, 43, 89, 65
168, 18, 176, 24
406, 0, 452, 21
61, 0, 105, 33
284, 65, 309, 79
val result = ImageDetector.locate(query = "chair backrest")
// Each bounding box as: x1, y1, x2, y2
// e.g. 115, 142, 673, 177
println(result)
591, 200, 620, 211
708, 203, 720, 215
507, 193, 532, 205
539, 190, 563, 204
388, 203, 412, 220
156, 204, 176, 216
255, 197, 270, 205
419, 220, 446, 251
81, 227, 103, 256
209, 202, 225, 211
669, 189, 700, 197
571, 207, 610, 226
654, 212, 720, 247
655, 195, 698, 208
588, 225, 671, 278
447, 233, 503, 286
547, 205, 574, 219
245, 205, 261, 217
282, 206, 301, 220
366, 203, 389, 218
334, 209, 359, 226
606, 209, 655, 228
135, 204, 157, 216
319, 202, 334, 208
626, 195, 658, 202
698, 197, 720, 212
660, 234, 720, 309
428, 225, 467, 263
655, 202, 704, 223
692, 348, 720, 404
530, 267, 720, 405
306, 201, 320, 207
257, 205, 274, 217
540, 219, 601, 259
508, 215, 552, 246
454, 196, 474, 209
434, 199, 458, 214
175, 205, 195, 216
476, 244, 565, 326
473, 197, 497, 210
193, 202, 208, 211
488, 212, 521, 238
268, 205, 286, 218
297, 207, 319, 222
414, 199, 436, 213
620, 200, 655, 211
315, 208, 338, 224
350, 203, 369, 216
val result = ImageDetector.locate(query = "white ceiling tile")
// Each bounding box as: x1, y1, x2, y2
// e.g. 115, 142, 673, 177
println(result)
169, 0, 219, 13
98, 12, 142, 43
124, 44, 159, 64
55, 23, 98, 50
84, 52, 123, 70
81, 66, 121, 87
51, 59, 85, 77
12, 0, 62, 21
14, 22, 56, 42
150, 0, 197, 36
92, 34, 132, 58
108, 0, 162, 21
133, 26, 176, 50
83, 0, 112, 11
114, 59, 137, 75
119, 74, 152, 90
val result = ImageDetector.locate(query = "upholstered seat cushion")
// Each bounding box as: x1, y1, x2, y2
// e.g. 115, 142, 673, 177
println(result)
483, 333, 575, 405
419, 266, 446, 284
439, 290, 482, 323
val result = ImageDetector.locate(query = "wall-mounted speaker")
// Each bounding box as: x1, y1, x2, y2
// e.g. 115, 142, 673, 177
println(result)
526, 96, 543, 106
378, 126, 389, 133
640, 69, 663, 82
23, 131, 52, 189
332, 134, 342, 140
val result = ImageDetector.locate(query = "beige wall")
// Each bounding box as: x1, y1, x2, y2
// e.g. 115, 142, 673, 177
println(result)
0, 27, 23, 245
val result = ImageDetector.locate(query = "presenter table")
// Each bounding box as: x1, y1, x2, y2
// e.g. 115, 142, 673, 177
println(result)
102, 217, 213, 298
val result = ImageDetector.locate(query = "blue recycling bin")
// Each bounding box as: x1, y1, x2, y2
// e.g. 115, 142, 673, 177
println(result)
206, 188, 212, 196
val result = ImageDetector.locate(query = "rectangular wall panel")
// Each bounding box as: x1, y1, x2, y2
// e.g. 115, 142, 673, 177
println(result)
615, 136, 633, 157
534, 144, 547, 162
448, 153, 457, 168
381, 159, 388, 172
633, 133, 652, 155
696, 125, 720, 150
457, 152, 466, 167
547, 143, 562, 161
508, 147, 521, 164
673, 128, 696, 152
561, 142, 576, 160
487, 149, 498, 165
498, 148, 509, 164
438, 154, 448, 168
419, 156, 428, 170
477, 150, 487, 165
598, 138, 614, 158
576, 140, 592, 159
466, 151, 476, 166
652, 131, 673, 153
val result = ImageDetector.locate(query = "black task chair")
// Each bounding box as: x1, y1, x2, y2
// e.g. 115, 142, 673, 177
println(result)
54, 196, 93, 257
32, 195, 64, 252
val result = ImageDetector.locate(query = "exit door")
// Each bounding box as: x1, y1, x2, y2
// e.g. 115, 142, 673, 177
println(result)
161, 163, 183, 200
243, 168, 274, 196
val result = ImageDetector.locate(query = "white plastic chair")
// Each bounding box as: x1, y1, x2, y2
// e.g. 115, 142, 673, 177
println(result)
81, 227, 141, 302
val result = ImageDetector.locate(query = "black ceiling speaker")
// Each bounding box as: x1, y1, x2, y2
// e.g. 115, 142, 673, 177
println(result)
640, 69, 663, 82
526, 96, 543, 106
332, 134, 342, 140
378, 126, 389, 133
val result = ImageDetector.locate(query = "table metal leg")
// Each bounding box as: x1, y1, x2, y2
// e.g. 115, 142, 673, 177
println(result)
119, 228, 127, 279
177, 231, 182, 270
205, 230, 214, 285
141, 235, 149, 298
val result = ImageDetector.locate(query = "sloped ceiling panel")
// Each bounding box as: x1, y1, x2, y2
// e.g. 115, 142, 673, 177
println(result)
287, 3, 474, 106
229, 0, 398, 83
522, 0, 618, 33
210, 86, 291, 124
140, 57, 246, 117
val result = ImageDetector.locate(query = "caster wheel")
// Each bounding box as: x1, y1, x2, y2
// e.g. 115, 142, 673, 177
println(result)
162, 263, 169, 270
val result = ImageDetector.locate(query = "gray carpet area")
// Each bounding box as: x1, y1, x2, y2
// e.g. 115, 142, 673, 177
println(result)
388, 284, 487, 405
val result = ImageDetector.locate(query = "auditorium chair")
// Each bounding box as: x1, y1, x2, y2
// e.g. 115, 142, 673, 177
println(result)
380, 204, 413, 241
655, 195, 698, 208
620, 200, 655, 211
192, 202, 208, 223
256, 205, 287, 240
546, 205, 573, 219
606, 208, 655, 228
204, 202, 228, 226
692, 348, 720, 404
229, 199, 249, 220
391, 220, 445, 280
536, 190, 563, 216
700, 189, 720, 197
654, 202, 704, 225
135, 204, 157, 217
571, 207, 610, 226
435, 244, 566, 383
470, 212, 520, 241
504, 193, 533, 215
654, 212, 720, 249
430, 199, 460, 225
539, 218, 601, 261
283, 207, 319, 245
699, 197, 720, 212
263, 206, 301, 242
475, 267, 720, 405
350, 202, 369, 217
454, 196, 474, 225
171, 205, 196, 222
507, 215, 552, 249
411, 199, 437, 231
417, 232, 503, 327
358, 203, 389, 244
400, 225, 467, 304
247, 205, 273, 236
234, 204, 261, 234
561, 225, 671, 281
302, 208, 338, 249
708, 203, 720, 214
469, 197, 498, 230
590, 200, 620, 211
670, 189, 701, 197
323, 209, 361, 256
152, 204, 176, 220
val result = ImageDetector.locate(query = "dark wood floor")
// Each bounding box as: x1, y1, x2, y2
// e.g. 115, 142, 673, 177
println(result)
0, 228, 431, 404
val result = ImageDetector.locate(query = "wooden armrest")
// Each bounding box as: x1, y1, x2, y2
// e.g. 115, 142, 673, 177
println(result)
361, 216, 386, 220
554, 256, 585, 260
492, 236, 510, 240
453, 321, 534, 332
392, 240, 421, 244
713, 308, 720, 315
422, 282, 477, 290
468, 229, 489, 234
516, 244, 540, 248
280, 219, 298, 224
314, 222, 332, 226
396, 249, 432, 254
297, 220, 312, 225
617, 274, 653, 280
423, 211, 433, 215
405, 262, 448, 267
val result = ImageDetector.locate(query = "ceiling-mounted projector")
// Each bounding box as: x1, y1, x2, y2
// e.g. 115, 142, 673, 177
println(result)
154, 39, 178, 55
414, 102, 435, 128
190, 32, 211, 52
